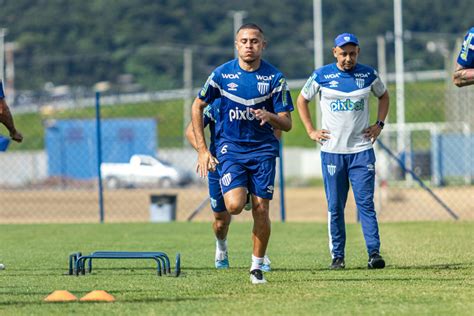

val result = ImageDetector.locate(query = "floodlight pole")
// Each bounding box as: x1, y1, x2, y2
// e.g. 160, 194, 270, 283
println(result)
230, 10, 247, 58
183, 47, 193, 147
313, 0, 323, 132
394, 0, 406, 153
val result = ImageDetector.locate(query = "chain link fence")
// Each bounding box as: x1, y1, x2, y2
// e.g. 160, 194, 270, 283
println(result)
0, 33, 472, 223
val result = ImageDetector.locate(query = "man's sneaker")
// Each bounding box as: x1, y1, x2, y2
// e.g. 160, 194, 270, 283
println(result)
215, 250, 229, 269
244, 192, 252, 211
250, 269, 267, 284
368, 252, 385, 269
261, 255, 271, 272
330, 257, 345, 270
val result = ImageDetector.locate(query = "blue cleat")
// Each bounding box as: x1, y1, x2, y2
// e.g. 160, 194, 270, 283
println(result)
215, 251, 229, 269
261, 255, 271, 272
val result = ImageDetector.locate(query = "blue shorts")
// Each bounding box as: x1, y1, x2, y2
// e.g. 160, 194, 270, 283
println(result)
219, 156, 276, 200
208, 169, 226, 212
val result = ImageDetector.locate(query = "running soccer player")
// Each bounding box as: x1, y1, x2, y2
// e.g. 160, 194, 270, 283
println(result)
453, 26, 474, 87
191, 23, 293, 284
296, 33, 389, 270
185, 101, 271, 271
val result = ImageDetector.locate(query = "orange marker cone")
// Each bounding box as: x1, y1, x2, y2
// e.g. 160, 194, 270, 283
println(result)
44, 290, 78, 302
80, 290, 115, 302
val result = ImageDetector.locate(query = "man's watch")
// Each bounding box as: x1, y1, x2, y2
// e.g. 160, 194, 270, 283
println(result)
376, 120, 385, 129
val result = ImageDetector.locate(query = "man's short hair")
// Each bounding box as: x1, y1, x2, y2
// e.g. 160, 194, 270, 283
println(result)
236, 23, 264, 35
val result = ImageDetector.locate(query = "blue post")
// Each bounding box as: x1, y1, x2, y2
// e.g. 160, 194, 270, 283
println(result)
95, 92, 105, 223
279, 137, 286, 222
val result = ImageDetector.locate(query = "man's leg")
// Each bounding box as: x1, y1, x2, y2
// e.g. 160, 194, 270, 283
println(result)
223, 187, 247, 215
247, 157, 275, 284
209, 170, 232, 269
251, 195, 271, 260
321, 152, 349, 268
213, 210, 232, 269
348, 149, 385, 269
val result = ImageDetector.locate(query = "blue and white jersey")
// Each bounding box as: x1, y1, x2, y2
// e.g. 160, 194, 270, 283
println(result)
301, 63, 386, 154
198, 59, 293, 158
457, 27, 474, 68
0, 80, 4, 98
202, 100, 219, 157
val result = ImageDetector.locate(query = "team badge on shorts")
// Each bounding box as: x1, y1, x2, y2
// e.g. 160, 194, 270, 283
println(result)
327, 164, 336, 176
221, 173, 232, 187
210, 198, 217, 209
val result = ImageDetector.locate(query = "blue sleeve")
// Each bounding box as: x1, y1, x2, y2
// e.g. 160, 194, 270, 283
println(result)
271, 74, 294, 113
457, 27, 474, 68
198, 71, 221, 104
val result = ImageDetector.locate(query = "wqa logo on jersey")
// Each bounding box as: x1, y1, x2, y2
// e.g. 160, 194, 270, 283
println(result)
330, 99, 364, 112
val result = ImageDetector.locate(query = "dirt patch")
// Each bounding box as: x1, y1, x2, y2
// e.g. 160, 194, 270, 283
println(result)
0, 186, 472, 223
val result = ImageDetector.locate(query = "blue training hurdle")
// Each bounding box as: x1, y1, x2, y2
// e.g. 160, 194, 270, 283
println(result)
69, 251, 181, 277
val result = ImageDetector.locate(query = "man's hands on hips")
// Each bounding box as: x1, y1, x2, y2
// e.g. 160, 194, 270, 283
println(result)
364, 124, 382, 144
308, 129, 330, 145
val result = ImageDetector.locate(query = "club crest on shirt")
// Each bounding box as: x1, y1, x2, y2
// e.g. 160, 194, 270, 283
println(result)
355, 78, 365, 89
327, 164, 336, 176
257, 82, 270, 95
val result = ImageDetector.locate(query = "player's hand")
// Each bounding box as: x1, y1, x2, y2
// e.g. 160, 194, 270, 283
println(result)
308, 129, 330, 145
251, 108, 273, 126
208, 155, 219, 172
196, 149, 213, 178
364, 124, 382, 144
10, 130, 23, 143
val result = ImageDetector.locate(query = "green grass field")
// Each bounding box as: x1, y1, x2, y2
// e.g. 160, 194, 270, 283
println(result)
1, 222, 472, 315
6, 80, 447, 150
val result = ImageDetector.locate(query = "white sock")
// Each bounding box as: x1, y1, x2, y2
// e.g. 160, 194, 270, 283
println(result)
250, 254, 264, 271
216, 238, 227, 252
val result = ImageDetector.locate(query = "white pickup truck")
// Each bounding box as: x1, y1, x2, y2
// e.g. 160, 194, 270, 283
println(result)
101, 154, 192, 189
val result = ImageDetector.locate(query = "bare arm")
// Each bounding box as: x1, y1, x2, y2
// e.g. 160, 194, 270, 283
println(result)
296, 93, 330, 145
0, 98, 22, 142
453, 63, 474, 87
185, 122, 198, 151
191, 97, 213, 177
364, 90, 390, 143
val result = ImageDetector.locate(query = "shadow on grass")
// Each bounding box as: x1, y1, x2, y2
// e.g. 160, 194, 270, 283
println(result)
0, 296, 205, 307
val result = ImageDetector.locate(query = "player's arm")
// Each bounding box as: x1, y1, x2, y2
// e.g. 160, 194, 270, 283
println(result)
185, 122, 198, 151
273, 129, 282, 140
0, 98, 22, 143
296, 94, 330, 145
364, 90, 389, 143
453, 64, 474, 87
191, 97, 213, 177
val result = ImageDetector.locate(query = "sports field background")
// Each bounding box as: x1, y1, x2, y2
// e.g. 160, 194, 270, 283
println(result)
0, 222, 472, 315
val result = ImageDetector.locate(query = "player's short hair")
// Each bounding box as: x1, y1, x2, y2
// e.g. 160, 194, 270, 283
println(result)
237, 23, 264, 36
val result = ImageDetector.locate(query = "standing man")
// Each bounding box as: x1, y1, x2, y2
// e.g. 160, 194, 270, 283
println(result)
185, 101, 271, 271
296, 33, 389, 270
453, 26, 474, 87
0, 79, 23, 271
192, 23, 293, 284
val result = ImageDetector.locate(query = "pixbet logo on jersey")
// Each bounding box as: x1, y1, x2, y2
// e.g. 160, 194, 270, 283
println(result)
229, 106, 266, 122
330, 99, 364, 112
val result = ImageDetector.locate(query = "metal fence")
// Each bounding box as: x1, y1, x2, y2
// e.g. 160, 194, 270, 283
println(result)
0, 34, 472, 224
